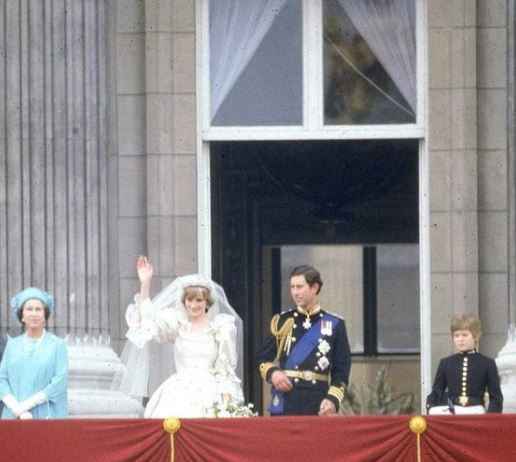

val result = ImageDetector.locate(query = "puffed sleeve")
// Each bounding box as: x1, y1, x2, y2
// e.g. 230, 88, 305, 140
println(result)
125, 294, 184, 348
212, 314, 243, 402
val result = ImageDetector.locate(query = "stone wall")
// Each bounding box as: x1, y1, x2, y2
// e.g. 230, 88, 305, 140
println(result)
428, 0, 513, 371
113, 0, 198, 351
477, 0, 513, 358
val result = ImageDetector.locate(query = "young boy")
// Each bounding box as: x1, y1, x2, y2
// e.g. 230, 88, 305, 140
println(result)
426, 314, 503, 415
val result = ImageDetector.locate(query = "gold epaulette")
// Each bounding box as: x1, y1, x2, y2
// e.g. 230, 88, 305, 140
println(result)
328, 384, 346, 403
271, 313, 295, 360
259, 362, 276, 380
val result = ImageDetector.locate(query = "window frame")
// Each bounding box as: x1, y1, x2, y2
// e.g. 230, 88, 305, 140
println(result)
363, 245, 421, 356
198, 0, 425, 139
195, 0, 431, 410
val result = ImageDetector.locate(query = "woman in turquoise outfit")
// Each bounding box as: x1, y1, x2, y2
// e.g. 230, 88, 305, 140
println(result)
0, 287, 68, 419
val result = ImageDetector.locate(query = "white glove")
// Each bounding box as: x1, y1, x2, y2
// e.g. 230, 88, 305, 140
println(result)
19, 391, 47, 413
19, 411, 33, 420
2, 394, 23, 417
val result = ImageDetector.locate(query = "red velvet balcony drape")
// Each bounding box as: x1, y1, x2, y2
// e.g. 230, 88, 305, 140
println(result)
1, 414, 515, 462
422, 414, 516, 461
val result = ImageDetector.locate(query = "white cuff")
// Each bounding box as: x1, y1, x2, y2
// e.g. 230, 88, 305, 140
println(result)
2, 394, 23, 417
19, 391, 47, 413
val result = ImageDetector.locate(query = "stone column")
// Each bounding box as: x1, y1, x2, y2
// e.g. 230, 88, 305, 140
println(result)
476, 0, 516, 413
144, 0, 197, 284
0, 0, 140, 417
428, 0, 479, 371
477, 0, 511, 357
114, 0, 198, 393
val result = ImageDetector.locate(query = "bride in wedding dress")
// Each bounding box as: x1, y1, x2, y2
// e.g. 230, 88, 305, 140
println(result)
119, 257, 244, 418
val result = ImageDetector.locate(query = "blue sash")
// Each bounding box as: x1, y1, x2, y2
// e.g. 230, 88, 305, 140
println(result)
269, 314, 339, 414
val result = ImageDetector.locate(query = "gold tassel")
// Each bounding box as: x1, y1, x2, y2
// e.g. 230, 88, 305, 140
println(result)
270, 315, 294, 361
163, 417, 182, 462
408, 416, 427, 462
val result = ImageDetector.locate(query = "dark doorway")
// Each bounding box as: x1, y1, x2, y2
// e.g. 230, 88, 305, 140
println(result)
210, 140, 419, 410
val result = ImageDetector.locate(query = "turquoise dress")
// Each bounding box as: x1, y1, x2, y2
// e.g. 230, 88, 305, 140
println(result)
0, 331, 68, 419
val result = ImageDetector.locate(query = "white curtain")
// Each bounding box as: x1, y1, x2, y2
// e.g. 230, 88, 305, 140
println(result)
337, 0, 417, 114
210, 0, 287, 121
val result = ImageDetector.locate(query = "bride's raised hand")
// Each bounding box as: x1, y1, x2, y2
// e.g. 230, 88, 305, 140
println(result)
137, 256, 154, 286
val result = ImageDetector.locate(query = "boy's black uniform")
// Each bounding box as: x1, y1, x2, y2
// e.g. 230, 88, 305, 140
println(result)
426, 351, 503, 413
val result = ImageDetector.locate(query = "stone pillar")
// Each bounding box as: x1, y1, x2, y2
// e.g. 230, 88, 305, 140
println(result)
0, 0, 109, 337
0, 0, 140, 417
141, 0, 197, 387
428, 0, 514, 411
144, 0, 197, 285
477, 0, 511, 357
480, 0, 516, 414
114, 0, 197, 392
428, 0, 479, 371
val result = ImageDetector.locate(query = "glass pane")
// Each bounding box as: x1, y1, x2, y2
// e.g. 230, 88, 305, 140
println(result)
323, 0, 416, 125
210, 0, 303, 126
280, 245, 364, 353
376, 244, 420, 353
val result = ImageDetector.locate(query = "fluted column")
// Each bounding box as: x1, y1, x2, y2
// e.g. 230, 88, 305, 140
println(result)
0, 0, 140, 417
0, 0, 109, 338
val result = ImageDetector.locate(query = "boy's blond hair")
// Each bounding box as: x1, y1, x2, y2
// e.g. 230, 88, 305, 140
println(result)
450, 314, 482, 340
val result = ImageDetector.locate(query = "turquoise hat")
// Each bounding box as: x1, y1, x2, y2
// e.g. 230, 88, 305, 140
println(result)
10, 287, 54, 317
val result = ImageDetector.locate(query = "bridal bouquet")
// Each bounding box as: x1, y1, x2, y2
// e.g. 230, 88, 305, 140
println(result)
207, 399, 257, 418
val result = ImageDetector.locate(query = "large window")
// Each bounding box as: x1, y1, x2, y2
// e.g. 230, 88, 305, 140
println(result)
201, 0, 429, 404
203, 0, 422, 136
323, 0, 416, 125
279, 245, 420, 355
210, 1, 303, 126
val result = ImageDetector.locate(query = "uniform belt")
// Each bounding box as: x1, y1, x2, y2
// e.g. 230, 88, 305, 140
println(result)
453, 396, 483, 407
284, 370, 329, 382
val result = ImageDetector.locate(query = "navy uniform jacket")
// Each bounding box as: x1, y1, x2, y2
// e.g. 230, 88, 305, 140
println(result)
426, 351, 503, 413
257, 306, 351, 415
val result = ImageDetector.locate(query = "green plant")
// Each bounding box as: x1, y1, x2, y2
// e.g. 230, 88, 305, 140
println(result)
340, 367, 415, 416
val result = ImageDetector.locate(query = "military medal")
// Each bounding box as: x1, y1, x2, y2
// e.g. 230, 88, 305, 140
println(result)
302, 316, 312, 330
321, 320, 333, 336
317, 356, 330, 371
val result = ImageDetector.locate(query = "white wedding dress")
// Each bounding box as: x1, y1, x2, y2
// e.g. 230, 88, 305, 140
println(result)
125, 295, 243, 418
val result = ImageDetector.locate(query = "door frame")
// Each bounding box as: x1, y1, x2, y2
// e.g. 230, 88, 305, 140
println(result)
195, 0, 431, 411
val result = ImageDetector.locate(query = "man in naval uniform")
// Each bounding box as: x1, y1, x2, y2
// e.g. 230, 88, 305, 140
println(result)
257, 265, 351, 416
